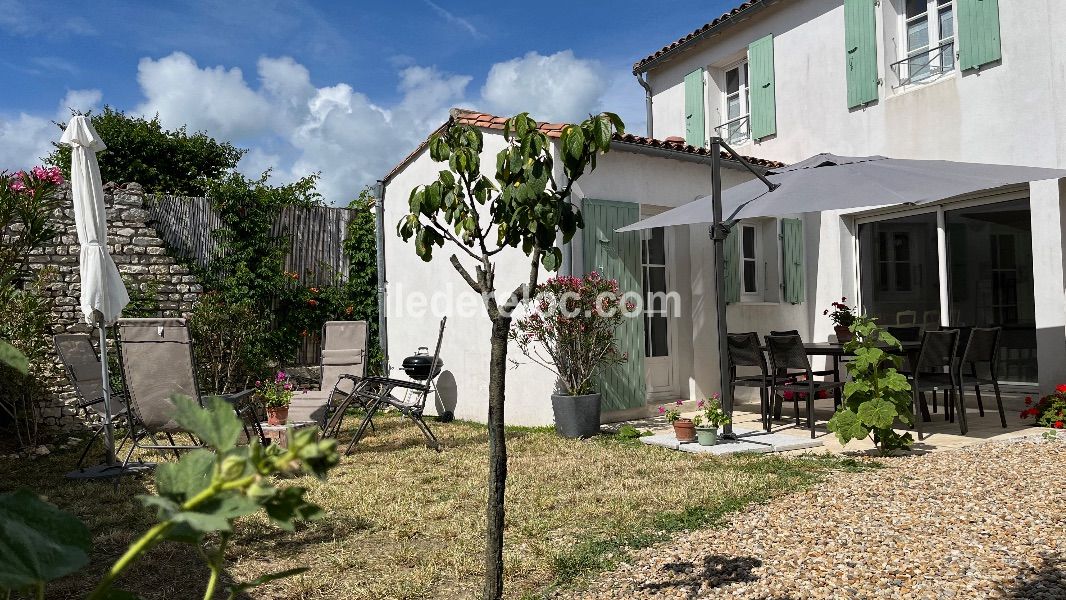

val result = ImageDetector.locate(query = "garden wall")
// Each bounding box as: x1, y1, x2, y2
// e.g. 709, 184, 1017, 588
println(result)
26, 182, 203, 429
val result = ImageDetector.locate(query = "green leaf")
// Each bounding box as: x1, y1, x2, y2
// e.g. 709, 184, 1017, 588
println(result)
857, 398, 898, 429
169, 492, 259, 535
540, 248, 561, 271
0, 341, 28, 374
155, 448, 215, 501
0, 490, 91, 588
174, 395, 243, 452
228, 567, 310, 598
563, 126, 585, 161
263, 487, 324, 531
827, 409, 869, 445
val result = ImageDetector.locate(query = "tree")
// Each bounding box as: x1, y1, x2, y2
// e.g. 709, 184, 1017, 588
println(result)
47, 107, 244, 196
397, 111, 622, 598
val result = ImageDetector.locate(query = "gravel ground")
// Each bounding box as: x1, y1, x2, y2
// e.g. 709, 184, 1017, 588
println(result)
564, 436, 1066, 599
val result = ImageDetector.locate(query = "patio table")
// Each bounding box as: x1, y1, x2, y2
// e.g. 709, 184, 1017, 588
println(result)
801, 341, 923, 417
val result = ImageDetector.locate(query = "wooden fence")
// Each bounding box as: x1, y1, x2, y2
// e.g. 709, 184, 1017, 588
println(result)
146, 195, 354, 285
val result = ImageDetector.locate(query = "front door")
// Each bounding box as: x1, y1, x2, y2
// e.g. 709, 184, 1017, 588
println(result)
641, 225, 679, 400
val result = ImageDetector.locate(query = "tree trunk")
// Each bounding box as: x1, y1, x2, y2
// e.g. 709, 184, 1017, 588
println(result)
483, 315, 510, 600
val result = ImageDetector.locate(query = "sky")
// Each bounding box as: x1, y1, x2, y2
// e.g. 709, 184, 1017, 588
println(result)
0, 0, 737, 204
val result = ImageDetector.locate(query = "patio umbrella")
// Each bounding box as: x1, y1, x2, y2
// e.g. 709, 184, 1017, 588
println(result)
616, 148, 1066, 438
619, 153, 1066, 229
62, 115, 130, 476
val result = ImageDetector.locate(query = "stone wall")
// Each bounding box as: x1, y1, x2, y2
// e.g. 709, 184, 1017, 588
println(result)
26, 182, 204, 429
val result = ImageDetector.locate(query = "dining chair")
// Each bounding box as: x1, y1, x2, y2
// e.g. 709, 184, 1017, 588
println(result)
895, 311, 917, 326
726, 332, 773, 431
764, 334, 844, 438
954, 327, 1007, 428
907, 328, 963, 440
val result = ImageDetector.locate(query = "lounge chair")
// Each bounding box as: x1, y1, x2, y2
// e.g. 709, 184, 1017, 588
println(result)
287, 320, 369, 428
326, 317, 447, 454
116, 318, 265, 464
53, 333, 130, 468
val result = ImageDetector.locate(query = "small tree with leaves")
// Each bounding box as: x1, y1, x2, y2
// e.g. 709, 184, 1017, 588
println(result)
397, 111, 622, 599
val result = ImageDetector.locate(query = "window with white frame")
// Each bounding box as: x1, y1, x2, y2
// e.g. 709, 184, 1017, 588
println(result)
718, 61, 750, 145
897, 0, 955, 85
740, 223, 760, 297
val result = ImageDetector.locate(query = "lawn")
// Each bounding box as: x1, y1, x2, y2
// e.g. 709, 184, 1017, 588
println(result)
2, 415, 878, 599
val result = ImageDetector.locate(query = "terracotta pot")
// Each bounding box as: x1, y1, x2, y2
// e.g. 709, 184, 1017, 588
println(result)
834, 325, 854, 343
266, 406, 288, 426
672, 418, 697, 443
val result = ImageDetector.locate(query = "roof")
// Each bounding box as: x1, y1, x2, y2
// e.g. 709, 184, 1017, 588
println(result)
633, 0, 783, 74
382, 108, 783, 183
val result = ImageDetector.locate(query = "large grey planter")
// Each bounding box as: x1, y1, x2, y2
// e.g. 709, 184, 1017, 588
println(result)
551, 393, 601, 439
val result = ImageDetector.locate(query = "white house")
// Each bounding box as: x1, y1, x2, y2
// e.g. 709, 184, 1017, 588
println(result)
381, 0, 1066, 426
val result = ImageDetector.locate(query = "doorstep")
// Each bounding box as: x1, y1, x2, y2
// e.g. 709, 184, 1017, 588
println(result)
640, 427, 823, 455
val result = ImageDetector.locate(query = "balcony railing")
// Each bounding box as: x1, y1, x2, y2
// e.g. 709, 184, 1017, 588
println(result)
714, 115, 750, 145
890, 41, 956, 87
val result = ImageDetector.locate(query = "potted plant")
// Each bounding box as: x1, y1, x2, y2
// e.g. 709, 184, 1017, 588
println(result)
659, 399, 696, 443
257, 370, 295, 426
512, 272, 630, 438
1020, 385, 1066, 430
824, 297, 856, 342
693, 394, 731, 446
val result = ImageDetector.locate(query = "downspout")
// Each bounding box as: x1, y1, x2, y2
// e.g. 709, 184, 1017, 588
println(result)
636, 72, 653, 138
373, 180, 389, 375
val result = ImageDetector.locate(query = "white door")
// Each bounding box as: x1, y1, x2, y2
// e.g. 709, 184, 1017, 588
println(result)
641, 223, 679, 400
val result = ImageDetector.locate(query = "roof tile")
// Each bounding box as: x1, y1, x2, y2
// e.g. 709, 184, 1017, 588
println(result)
633, 0, 776, 73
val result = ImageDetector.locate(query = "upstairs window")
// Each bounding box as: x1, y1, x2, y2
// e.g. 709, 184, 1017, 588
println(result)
717, 61, 750, 145
895, 0, 955, 86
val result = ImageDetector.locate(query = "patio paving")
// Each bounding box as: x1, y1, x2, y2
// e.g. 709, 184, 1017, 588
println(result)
640, 427, 822, 455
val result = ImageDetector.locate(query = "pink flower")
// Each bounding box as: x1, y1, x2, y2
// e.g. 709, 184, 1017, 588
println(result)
697, 400, 705, 408
658, 406, 665, 414
675, 399, 683, 406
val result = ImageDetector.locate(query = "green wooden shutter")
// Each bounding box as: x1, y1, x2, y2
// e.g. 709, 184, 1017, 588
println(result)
958, 0, 1001, 70
748, 35, 777, 140
684, 68, 705, 147
781, 218, 805, 304
581, 199, 646, 411
723, 226, 740, 304
844, 0, 878, 108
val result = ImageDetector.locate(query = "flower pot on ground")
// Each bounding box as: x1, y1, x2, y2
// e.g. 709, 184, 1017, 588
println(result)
551, 393, 601, 438
695, 427, 718, 446
257, 370, 296, 426
512, 272, 631, 439
692, 395, 730, 446
660, 400, 696, 443
824, 297, 856, 342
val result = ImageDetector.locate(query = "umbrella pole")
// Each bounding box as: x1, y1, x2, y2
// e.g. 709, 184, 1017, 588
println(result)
97, 313, 116, 464
709, 139, 734, 438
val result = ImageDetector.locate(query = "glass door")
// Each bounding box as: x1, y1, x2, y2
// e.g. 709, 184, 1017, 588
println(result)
641, 226, 678, 399
857, 212, 942, 328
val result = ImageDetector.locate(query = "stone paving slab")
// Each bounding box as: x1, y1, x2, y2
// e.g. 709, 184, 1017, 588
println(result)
639, 428, 822, 455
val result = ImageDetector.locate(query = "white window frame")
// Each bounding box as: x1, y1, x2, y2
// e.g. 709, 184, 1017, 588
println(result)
719, 60, 750, 145
898, 0, 956, 86
740, 222, 762, 300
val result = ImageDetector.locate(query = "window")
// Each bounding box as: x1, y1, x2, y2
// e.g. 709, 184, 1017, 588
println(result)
641, 227, 669, 358
896, 0, 955, 85
741, 224, 759, 295
717, 61, 750, 144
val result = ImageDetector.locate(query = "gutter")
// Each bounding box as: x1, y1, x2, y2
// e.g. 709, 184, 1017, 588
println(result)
633, 0, 782, 75
373, 180, 389, 375
636, 73, 654, 137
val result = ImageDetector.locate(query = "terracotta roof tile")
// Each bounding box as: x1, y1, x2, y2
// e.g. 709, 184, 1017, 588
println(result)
633, 0, 781, 74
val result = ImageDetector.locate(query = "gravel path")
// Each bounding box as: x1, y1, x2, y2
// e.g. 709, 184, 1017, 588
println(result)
565, 436, 1066, 599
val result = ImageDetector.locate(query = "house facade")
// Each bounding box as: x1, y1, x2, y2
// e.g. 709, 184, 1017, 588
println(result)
381, 0, 1066, 426
636, 0, 1066, 394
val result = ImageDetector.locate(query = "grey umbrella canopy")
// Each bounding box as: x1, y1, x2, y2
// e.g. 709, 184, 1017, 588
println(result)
618, 153, 1066, 231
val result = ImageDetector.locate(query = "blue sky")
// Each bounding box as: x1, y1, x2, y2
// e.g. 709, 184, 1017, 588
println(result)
0, 0, 737, 203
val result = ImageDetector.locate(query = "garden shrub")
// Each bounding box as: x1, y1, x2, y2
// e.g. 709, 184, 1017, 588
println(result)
1021, 387, 1066, 429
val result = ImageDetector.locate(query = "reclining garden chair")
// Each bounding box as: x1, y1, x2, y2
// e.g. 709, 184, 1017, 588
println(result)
325, 317, 447, 454
287, 320, 369, 428
54, 333, 131, 469
117, 318, 265, 465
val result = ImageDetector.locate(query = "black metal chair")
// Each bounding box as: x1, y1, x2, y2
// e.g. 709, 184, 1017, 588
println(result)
726, 333, 774, 431
764, 334, 844, 438
954, 327, 1007, 428
908, 329, 963, 440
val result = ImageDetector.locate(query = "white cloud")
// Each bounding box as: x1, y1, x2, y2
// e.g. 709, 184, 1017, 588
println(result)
58, 89, 103, 117
423, 0, 484, 39
0, 88, 102, 170
481, 50, 609, 122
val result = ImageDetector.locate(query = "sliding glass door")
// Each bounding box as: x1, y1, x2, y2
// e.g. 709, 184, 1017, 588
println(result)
857, 198, 1037, 384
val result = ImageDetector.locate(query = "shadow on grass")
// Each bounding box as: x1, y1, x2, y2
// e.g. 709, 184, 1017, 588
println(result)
1008, 553, 1066, 598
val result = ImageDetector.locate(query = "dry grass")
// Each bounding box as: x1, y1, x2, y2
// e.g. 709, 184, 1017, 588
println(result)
1, 415, 874, 599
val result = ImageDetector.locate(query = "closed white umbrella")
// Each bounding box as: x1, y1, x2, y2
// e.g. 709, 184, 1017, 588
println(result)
62, 115, 130, 475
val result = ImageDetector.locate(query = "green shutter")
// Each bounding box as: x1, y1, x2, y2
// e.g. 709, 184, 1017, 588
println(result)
844, 0, 878, 108
958, 0, 1001, 70
684, 68, 705, 147
748, 35, 777, 140
581, 199, 646, 411
781, 218, 805, 304
723, 225, 740, 304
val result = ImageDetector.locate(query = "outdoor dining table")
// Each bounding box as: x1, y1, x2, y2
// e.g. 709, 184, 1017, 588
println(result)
799, 340, 923, 416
